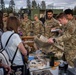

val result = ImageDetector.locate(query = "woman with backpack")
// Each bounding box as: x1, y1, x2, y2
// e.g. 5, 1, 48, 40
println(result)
1, 16, 29, 75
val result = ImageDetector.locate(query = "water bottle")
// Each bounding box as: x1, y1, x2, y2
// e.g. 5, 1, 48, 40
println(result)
62, 53, 68, 73
58, 62, 64, 75
49, 52, 55, 67
64, 62, 68, 73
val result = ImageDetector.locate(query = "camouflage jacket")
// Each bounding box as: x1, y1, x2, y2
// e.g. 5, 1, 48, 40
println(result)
32, 20, 44, 36
21, 19, 32, 36
70, 17, 76, 25
44, 18, 60, 38
56, 21, 76, 67
70, 17, 76, 34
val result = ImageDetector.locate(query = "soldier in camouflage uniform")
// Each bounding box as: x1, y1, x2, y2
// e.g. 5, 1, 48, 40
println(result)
33, 14, 45, 50
20, 13, 32, 36
42, 10, 63, 57
33, 14, 44, 36
54, 13, 76, 67
44, 10, 60, 38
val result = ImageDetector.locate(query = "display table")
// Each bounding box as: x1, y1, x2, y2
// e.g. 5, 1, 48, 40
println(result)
28, 54, 60, 75
28, 51, 72, 75
30, 67, 59, 75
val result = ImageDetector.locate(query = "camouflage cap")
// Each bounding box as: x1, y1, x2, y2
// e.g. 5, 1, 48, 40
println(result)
23, 13, 28, 17
3, 13, 8, 17
34, 14, 38, 17
9, 13, 14, 17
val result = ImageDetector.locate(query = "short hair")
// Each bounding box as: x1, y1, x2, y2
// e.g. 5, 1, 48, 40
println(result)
6, 16, 20, 33
46, 9, 53, 14
64, 9, 73, 15
56, 13, 67, 19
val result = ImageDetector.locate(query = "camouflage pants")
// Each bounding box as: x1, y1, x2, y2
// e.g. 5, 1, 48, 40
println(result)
65, 49, 76, 67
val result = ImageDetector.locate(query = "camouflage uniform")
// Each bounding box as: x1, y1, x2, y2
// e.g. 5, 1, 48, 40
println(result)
70, 17, 76, 24
3, 13, 8, 31
56, 21, 76, 67
44, 18, 60, 38
33, 20, 44, 36
69, 18, 76, 28
43, 18, 63, 58
70, 17, 76, 34
21, 19, 32, 36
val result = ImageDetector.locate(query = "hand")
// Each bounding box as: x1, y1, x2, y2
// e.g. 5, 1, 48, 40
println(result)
59, 30, 63, 34
48, 38, 54, 44
3, 64, 12, 75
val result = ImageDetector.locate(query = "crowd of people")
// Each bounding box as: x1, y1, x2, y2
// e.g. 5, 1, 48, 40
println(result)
0, 8, 76, 75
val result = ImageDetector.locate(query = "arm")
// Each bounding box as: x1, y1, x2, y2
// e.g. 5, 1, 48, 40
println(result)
56, 23, 75, 42
18, 42, 27, 56
14, 34, 28, 62
18, 42, 28, 62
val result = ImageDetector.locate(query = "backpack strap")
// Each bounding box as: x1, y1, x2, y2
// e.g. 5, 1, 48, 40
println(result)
0, 33, 14, 50
1, 33, 15, 60
11, 47, 18, 64
5, 33, 15, 48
